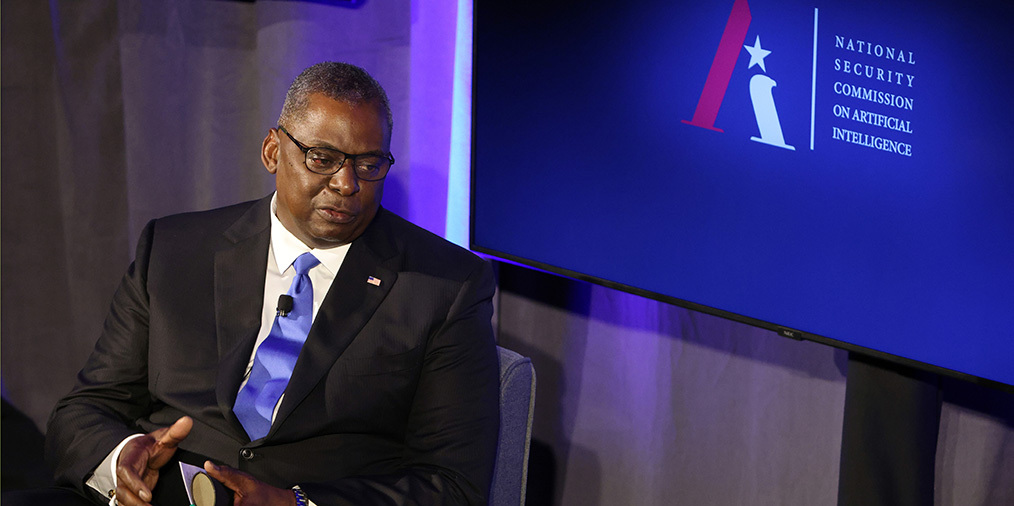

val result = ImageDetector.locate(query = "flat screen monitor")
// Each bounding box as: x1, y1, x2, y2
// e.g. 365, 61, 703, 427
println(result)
471, 0, 1014, 389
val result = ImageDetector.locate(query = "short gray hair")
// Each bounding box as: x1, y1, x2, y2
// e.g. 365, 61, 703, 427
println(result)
278, 62, 393, 132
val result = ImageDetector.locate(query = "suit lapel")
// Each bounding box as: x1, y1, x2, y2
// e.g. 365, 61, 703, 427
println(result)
270, 209, 400, 435
213, 197, 272, 432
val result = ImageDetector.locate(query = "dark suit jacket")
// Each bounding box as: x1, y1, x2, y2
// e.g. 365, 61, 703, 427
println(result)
45, 196, 500, 505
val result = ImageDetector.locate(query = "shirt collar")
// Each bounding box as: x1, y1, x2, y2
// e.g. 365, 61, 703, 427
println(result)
269, 193, 350, 276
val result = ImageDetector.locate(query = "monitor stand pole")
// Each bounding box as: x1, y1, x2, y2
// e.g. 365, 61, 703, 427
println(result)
837, 352, 941, 506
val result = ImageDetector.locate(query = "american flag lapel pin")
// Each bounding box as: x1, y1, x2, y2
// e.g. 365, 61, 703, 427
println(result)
367, 276, 382, 286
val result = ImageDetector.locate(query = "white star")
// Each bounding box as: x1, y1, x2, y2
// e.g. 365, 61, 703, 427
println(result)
743, 35, 772, 73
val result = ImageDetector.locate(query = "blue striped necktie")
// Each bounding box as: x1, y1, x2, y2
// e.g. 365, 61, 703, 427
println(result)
234, 252, 319, 440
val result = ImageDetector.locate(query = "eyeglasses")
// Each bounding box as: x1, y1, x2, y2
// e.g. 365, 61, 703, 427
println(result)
277, 125, 394, 181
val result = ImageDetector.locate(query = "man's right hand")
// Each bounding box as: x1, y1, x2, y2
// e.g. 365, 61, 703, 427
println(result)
114, 416, 193, 506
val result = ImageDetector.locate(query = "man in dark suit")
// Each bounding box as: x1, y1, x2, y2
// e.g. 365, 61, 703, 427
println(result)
45, 62, 499, 506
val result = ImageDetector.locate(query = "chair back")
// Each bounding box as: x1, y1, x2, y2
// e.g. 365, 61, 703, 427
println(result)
489, 346, 536, 506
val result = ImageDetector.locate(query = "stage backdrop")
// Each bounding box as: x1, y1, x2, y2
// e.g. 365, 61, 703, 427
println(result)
1, 1, 1011, 505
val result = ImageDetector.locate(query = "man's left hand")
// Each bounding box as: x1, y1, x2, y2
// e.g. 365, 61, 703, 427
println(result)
203, 461, 297, 506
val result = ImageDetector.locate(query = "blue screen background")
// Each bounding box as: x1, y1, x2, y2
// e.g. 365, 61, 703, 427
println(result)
473, 0, 1014, 386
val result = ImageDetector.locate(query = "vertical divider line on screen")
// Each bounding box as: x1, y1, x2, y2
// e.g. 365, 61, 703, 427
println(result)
810, 8, 819, 151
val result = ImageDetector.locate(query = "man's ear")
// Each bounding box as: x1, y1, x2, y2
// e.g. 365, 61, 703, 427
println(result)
262, 129, 279, 174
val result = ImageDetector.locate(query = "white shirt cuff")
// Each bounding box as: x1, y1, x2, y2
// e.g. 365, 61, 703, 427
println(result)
85, 433, 144, 505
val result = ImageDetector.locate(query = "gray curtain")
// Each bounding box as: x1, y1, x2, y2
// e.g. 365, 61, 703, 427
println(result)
2, 1, 1012, 505
496, 267, 1014, 505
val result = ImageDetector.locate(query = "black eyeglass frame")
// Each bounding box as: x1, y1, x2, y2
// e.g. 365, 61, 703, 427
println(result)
277, 125, 395, 181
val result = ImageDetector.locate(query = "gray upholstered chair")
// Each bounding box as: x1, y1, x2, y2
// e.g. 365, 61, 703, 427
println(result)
489, 346, 536, 506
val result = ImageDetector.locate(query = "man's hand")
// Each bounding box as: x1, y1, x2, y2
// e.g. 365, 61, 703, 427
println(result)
114, 416, 193, 505
204, 461, 297, 506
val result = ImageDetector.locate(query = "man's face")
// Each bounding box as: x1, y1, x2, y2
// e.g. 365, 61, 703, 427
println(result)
263, 93, 390, 248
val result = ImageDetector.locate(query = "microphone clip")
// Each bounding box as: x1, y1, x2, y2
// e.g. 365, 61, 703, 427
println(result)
276, 294, 294, 317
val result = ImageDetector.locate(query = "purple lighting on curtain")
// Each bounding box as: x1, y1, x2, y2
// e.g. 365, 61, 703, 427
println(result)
445, 0, 473, 247
409, 0, 471, 244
